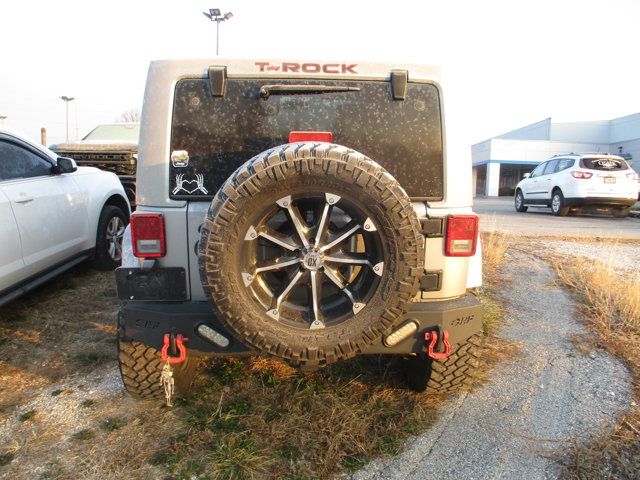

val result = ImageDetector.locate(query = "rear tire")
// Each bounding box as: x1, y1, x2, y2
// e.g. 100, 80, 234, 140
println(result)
405, 334, 483, 393
551, 190, 569, 217
514, 190, 528, 212
92, 205, 127, 271
117, 322, 198, 401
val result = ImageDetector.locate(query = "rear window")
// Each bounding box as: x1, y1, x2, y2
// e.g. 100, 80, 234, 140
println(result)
169, 78, 444, 200
580, 157, 629, 171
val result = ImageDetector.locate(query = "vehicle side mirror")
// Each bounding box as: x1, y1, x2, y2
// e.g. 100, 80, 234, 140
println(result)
523, 172, 531, 179
54, 156, 77, 174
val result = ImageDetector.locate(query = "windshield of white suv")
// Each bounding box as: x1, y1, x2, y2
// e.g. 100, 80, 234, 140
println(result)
82, 124, 140, 142
170, 78, 444, 200
580, 157, 629, 171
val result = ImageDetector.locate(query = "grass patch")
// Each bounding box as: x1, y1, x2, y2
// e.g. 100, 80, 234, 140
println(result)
554, 256, 640, 479
100, 417, 127, 432
80, 399, 95, 408
0, 452, 14, 466
206, 433, 270, 480
71, 429, 95, 441
19, 409, 36, 422
160, 356, 441, 479
72, 351, 114, 366
481, 231, 508, 276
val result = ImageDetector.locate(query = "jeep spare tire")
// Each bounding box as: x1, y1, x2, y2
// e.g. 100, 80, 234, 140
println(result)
199, 143, 424, 368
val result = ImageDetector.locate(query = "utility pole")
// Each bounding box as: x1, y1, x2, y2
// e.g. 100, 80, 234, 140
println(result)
202, 8, 233, 55
0, 115, 6, 126
60, 96, 75, 141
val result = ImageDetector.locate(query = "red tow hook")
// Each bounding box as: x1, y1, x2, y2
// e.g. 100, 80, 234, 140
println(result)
424, 329, 452, 360
161, 333, 188, 364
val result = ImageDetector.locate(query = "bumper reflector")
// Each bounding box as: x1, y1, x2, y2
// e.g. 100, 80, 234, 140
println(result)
197, 324, 230, 348
384, 320, 419, 347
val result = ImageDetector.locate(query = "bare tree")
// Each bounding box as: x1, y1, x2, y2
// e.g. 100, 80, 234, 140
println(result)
116, 108, 140, 123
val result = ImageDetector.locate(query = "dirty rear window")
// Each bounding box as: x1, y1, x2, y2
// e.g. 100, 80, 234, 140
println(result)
580, 157, 629, 171
169, 78, 443, 200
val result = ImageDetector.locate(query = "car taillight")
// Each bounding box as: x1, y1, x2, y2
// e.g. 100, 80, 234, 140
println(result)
627, 172, 638, 181
289, 131, 333, 143
445, 215, 479, 257
130, 214, 165, 258
571, 171, 593, 179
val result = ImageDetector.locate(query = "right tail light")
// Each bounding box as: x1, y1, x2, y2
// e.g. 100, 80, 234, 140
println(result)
445, 215, 479, 257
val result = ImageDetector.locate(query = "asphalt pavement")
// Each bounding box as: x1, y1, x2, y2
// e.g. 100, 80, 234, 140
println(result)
474, 197, 640, 239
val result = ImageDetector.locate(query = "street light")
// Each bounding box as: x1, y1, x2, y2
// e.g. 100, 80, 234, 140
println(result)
202, 8, 233, 55
60, 96, 75, 142
0, 115, 6, 126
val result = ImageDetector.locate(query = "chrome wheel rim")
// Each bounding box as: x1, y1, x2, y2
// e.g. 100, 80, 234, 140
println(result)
242, 192, 383, 330
106, 216, 125, 262
552, 195, 560, 212
515, 193, 522, 209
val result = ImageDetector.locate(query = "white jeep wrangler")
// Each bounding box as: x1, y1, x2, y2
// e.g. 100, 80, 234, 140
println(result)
116, 59, 483, 400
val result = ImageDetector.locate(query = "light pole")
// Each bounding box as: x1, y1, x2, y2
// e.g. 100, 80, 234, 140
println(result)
60, 96, 75, 142
202, 8, 233, 55
0, 115, 6, 126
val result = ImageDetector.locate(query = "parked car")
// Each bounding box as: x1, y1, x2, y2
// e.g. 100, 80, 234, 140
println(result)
115, 59, 483, 402
50, 123, 139, 208
0, 128, 130, 307
514, 153, 638, 217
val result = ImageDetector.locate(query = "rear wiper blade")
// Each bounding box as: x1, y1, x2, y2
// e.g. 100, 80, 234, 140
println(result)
259, 84, 360, 100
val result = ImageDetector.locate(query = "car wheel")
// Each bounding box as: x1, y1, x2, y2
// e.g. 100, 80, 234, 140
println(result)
404, 334, 483, 393
514, 190, 528, 212
612, 207, 630, 218
92, 205, 127, 270
551, 190, 569, 217
199, 142, 424, 369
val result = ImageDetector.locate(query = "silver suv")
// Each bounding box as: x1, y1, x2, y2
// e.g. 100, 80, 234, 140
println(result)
116, 59, 483, 401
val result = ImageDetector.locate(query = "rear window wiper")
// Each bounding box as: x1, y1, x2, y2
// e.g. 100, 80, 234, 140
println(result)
259, 84, 360, 100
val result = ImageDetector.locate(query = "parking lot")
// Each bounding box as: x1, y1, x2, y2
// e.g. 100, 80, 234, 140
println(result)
474, 197, 640, 239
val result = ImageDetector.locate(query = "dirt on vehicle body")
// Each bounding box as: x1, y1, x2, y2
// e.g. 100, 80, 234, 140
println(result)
116, 59, 483, 401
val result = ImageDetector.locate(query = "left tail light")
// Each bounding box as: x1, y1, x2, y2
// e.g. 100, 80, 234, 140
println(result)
130, 213, 166, 258
445, 215, 479, 257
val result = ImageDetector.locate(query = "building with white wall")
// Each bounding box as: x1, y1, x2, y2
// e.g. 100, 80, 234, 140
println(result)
472, 113, 640, 196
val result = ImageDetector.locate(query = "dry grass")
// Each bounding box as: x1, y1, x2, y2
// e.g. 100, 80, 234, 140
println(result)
554, 256, 640, 479
481, 231, 509, 278
0, 234, 512, 480
155, 356, 442, 479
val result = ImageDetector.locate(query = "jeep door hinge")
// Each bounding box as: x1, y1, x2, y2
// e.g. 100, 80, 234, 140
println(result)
390, 70, 409, 100
208, 66, 227, 97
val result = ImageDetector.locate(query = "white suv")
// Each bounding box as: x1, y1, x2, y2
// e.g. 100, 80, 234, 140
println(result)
514, 153, 638, 217
0, 128, 131, 306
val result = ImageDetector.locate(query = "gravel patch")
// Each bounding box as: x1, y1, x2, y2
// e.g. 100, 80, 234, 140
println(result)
536, 240, 640, 272
352, 251, 633, 480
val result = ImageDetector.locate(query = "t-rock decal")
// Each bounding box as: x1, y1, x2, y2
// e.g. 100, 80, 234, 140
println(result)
255, 62, 358, 74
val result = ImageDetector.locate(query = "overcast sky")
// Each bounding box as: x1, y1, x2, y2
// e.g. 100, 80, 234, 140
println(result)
1, 0, 639, 156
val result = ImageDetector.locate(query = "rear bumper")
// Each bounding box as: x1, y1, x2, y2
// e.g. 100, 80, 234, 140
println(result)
117, 294, 483, 357
564, 197, 636, 208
